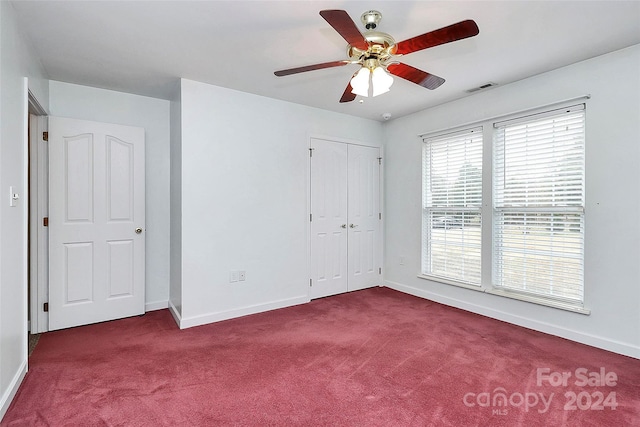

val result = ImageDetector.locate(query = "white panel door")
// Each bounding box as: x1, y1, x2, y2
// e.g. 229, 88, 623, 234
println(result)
310, 139, 348, 299
49, 117, 145, 330
310, 139, 381, 299
347, 144, 381, 291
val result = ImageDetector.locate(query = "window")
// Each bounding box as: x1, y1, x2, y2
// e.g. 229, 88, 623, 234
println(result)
493, 105, 585, 305
422, 127, 483, 285
420, 101, 587, 312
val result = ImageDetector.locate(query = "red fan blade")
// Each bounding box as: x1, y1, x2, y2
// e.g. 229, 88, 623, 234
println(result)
339, 81, 356, 103
320, 10, 369, 50
387, 63, 445, 90
395, 20, 479, 55
274, 60, 350, 77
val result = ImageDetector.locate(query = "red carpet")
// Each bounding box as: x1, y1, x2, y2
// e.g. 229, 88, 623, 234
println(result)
2, 287, 639, 426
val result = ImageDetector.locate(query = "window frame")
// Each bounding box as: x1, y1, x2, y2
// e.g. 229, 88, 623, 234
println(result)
421, 127, 484, 287
418, 99, 590, 315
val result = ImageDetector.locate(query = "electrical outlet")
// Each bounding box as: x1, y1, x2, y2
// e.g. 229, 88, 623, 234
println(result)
230, 271, 239, 283
239, 271, 246, 281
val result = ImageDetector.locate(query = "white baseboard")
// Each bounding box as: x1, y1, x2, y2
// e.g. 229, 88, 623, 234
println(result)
178, 295, 310, 329
385, 280, 640, 360
0, 360, 27, 422
145, 300, 169, 312
168, 300, 182, 327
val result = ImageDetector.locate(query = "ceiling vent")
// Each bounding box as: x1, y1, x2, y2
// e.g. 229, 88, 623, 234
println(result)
466, 82, 497, 93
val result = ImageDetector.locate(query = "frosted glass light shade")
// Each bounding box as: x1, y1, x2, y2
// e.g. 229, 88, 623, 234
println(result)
372, 67, 393, 97
350, 68, 370, 97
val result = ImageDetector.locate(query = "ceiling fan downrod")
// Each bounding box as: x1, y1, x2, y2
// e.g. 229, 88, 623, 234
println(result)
361, 10, 382, 30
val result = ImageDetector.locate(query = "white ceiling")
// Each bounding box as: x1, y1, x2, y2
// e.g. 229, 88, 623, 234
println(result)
10, 1, 640, 121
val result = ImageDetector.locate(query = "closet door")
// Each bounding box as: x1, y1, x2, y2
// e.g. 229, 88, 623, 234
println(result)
309, 139, 348, 299
347, 144, 381, 291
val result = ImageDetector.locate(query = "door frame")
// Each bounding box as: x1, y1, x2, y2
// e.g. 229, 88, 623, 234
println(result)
306, 134, 384, 299
28, 92, 48, 334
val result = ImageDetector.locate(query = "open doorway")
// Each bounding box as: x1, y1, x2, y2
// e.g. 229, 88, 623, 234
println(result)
27, 90, 48, 352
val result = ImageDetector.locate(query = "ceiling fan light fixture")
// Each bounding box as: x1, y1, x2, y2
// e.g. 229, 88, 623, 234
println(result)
350, 67, 370, 97
371, 66, 393, 96
275, 10, 480, 104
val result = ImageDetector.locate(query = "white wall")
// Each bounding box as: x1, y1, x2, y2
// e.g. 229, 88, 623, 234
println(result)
48, 81, 171, 311
0, 0, 49, 419
382, 45, 640, 358
174, 78, 384, 327
169, 81, 182, 317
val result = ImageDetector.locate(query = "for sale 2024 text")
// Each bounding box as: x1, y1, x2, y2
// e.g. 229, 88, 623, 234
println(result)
537, 367, 618, 411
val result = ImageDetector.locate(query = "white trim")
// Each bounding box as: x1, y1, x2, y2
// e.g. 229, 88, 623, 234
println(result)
177, 296, 309, 329
168, 300, 181, 326
145, 300, 169, 312
384, 280, 639, 359
306, 134, 312, 300
421, 125, 483, 142
0, 360, 27, 421
486, 288, 589, 315
22, 79, 30, 362
417, 273, 589, 314
308, 133, 381, 149
493, 102, 585, 128
29, 115, 49, 334
417, 274, 482, 291
417, 95, 591, 138
28, 90, 47, 115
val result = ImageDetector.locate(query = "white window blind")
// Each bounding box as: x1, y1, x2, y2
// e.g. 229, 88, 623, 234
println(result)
422, 127, 482, 285
493, 104, 585, 304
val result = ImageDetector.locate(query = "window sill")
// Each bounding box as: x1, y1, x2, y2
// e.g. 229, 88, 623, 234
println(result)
417, 274, 590, 315
417, 274, 482, 291
486, 288, 590, 315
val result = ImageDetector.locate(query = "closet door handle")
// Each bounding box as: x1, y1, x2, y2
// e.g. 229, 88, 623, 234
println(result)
349, 224, 358, 228
340, 224, 347, 229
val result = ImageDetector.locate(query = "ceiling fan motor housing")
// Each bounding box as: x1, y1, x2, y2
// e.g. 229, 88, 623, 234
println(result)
347, 11, 397, 68
348, 30, 397, 68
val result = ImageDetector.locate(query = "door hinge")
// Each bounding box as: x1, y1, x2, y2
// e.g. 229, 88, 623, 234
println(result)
43, 217, 48, 227
309, 148, 314, 157
43, 302, 49, 312
310, 213, 312, 222
379, 212, 382, 220
310, 279, 312, 287
377, 157, 382, 165
42, 131, 48, 141
379, 267, 382, 274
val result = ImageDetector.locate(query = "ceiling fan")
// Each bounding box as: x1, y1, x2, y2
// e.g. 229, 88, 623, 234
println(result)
274, 10, 479, 103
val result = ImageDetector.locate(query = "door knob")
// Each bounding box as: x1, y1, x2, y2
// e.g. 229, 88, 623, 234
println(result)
135, 227, 143, 234
350, 224, 358, 228
341, 224, 347, 228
